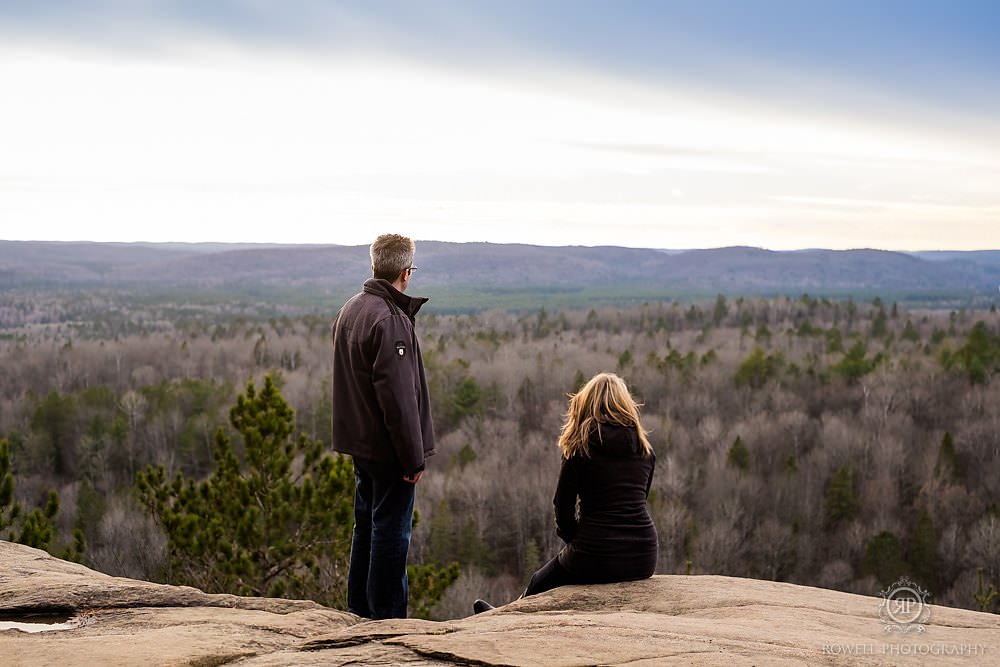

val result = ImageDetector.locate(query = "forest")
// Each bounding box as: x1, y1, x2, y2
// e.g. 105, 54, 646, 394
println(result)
3, 290, 1000, 619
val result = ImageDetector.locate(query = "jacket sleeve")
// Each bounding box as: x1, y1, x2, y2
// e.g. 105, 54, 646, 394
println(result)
553, 457, 579, 543
645, 451, 656, 497
371, 315, 425, 476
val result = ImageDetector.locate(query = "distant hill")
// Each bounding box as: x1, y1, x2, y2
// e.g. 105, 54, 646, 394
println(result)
1, 240, 998, 310
910, 250, 1000, 268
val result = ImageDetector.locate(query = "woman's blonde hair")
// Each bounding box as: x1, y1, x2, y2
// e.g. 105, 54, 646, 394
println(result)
557, 372, 653, 459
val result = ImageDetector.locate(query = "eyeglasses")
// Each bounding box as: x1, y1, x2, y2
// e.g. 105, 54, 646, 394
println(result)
407, 266, 418, 273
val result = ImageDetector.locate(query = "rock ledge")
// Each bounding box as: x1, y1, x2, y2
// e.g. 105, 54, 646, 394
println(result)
2, 540, 999, 666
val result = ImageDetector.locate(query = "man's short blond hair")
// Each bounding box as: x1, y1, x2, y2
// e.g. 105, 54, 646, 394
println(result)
370, 234, 415, 281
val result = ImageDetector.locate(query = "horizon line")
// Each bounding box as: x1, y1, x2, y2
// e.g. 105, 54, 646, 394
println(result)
2, 238, 999, 254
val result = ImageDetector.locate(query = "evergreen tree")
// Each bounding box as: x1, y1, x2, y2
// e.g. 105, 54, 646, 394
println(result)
712, 294, 728, 326
13, 490, 59, 550
734, 347, 784, 388
824, 466, 860, 528
136, 376, 354, 606
871, 307, 888, 339
861, 531, 907, 587
825, 327, 844, 354
935, 431, 963, 482
457, 516, 492, 573
522, 539, 541, 580
727, 436, 750, 472
446, 376, 482, 426
909, 508, 938, 592
1, 437, 63, 553
950, 321, 1000, 384
428, 498, 456, 565
832, 341, 877, 382
517, 376, 542, 435
450, 443, 478, 471
30, 391, 78, 479
0, 438, 17, 535
407, 562, 461, 619
974, 567, 999, 613
616, 348, 634, 371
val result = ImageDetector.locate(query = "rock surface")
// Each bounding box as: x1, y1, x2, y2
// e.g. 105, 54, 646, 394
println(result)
2, 540, 999, 666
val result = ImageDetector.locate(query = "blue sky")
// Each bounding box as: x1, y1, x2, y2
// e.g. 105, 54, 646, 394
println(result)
1, 1, 998, 249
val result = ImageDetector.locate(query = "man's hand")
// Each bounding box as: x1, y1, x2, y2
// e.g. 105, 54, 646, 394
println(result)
403, 470, 423, 484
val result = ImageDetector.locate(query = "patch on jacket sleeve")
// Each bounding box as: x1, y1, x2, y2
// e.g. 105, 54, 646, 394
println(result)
395, 341, 406, 358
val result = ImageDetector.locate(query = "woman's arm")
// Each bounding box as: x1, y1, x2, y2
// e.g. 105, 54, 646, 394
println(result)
553, 457, 579, 542
645, 452, 656, 497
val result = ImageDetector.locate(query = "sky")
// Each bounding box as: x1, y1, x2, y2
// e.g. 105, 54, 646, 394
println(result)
1, 1, 999, 250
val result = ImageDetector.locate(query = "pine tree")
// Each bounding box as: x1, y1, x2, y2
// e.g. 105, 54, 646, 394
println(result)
30, 391, 78, 479
935, 431, 963, 482
871, 307, 888, 338
447, 376, 482, 426
975, 567, 999, 613
832, 342, 876, 382
727, 436, 750, 472
136, 376, 354, 606
909, 508, 938, 592
949, 321, 1000, 384
734, 348, 784, 388
861, 531, 907, 587
450, 443, 478, 471
825, 327, 844, 354
407, 561, 460, 619
1, 437, 62, 552
457, 516, 492, 573
522, 539, 541, 580
517, 376, 542, 435
427, 498, 456, 565
824, 466, 860, 528
0, 438, 18, 535
712, 294, 728, 326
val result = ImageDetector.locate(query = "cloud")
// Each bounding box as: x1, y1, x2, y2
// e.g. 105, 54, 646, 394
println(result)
4, 1, 998, 114
1, 2, 998, 250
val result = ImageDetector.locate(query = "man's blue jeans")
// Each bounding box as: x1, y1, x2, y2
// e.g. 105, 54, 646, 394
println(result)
347, 457, 415, 619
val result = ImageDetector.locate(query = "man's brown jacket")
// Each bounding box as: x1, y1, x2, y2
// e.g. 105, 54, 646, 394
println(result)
330, 278, 435, 476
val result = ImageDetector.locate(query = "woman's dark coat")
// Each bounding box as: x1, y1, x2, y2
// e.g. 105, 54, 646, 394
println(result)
554, 422, 658, 582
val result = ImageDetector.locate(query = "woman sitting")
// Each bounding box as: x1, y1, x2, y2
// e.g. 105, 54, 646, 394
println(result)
475, 372, 657, 613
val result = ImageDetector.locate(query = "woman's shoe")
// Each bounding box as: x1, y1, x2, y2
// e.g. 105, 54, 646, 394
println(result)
473, 599, 495, 614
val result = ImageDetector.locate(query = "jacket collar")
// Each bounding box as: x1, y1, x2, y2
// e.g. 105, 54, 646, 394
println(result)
589, 422, 640, 457
363, 278, 429, 319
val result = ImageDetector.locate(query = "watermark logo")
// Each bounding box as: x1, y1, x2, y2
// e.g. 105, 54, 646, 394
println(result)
878, 577, 931, 633
822, 577, 985, 657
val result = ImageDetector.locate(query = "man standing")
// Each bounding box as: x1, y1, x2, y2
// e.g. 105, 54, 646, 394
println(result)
330, 234, 435, 619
